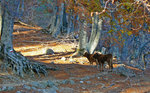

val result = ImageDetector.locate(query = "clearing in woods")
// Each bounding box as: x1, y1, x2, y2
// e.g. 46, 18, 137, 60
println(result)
0, 24, 149, 93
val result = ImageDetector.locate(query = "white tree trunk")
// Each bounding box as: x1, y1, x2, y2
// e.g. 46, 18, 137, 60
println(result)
87, 14, 102, 54
0, 3, 2, 39
78, 21, 87, 55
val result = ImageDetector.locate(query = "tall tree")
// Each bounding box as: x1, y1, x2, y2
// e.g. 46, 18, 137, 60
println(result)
0, 0, 56, 77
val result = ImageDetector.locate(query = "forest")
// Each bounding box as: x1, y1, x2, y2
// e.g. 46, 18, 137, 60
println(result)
0, 0, 149, 93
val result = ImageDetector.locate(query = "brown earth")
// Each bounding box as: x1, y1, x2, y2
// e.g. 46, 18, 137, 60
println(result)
0, 24, 149, 93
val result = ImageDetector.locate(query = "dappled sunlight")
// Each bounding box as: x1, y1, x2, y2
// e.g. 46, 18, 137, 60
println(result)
13, 30, 37, 35
11, 24, 150, 93
14, 24, 41, 30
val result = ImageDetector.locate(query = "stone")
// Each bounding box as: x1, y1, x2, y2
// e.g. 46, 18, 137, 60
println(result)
82, 87, 86, 89
59, 87, 74, 93
114, 65, 136, 77
69, 80, 75, 85
47, 80, 55, 87
46, 49, 54, 55
69, 57, 74, 62
61, 57, 66, 61
31, 82, 40, 88
7, 86, 15, 91
86, 81, 91, 84
31, 81, 47, 88
16, 91, 21, 93
40, 81, 48, 88
81, 76, 90, 81
31, 87, 36, 90
23, 85, 31, 90
61, 79, 75, 85
80, 81, 84, 84
40, 87, 58, 93
62, 80, 69, 84
1, 86, 7, 91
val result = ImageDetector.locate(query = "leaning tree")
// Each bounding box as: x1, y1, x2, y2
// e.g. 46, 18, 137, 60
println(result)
0, 0, 56, 77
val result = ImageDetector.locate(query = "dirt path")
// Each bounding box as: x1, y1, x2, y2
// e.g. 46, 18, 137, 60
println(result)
0, 24, 149, 93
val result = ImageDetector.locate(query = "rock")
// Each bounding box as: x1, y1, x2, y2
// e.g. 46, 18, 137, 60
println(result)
51, 62, 55, 64
81, 76, 90, 81
47, 80, 55, 87
69, 57, 74, 62
37, 89, 42, 92
16, 91, 21, 93
62, 80, 69, 84
23, 85, 31, 90
109, 83, 115, 87
62, 79, 75, 85
69, 80, 75, 85
22, 80, 25, 83
31, 87, 36, 90
59, 87, 74, 93
46, 49, 54, 55
7, 86, 15, 91
80, 81, 84, 84
86, 81, 91, 84
51, 86, 58, 90
30, 82, 40, 88
82, 87, 86, 89
1, 86, 7, 91
30, 81, 47, 89
40, 86, 58, 93
114, 65, 136, 77
40, 81, 48, 88
61, 57, 66, 61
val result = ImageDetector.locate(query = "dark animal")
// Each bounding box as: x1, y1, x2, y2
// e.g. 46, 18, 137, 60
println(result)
83, 52, 98, 65
93, 53, 113, 71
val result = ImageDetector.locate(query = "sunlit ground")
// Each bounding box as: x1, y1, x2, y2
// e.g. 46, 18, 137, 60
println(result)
11, 24, 150, 93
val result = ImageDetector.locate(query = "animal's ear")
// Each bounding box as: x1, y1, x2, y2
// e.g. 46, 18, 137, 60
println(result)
94, 51, 97, 54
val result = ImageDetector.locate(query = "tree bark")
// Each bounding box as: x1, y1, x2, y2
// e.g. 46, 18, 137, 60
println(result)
0, 1, 57, 77
48, 3, 68, 37
77, 21, 87, 55
77, 13, 102, 55
87, 14, 102, 54
0, 3, 2, 40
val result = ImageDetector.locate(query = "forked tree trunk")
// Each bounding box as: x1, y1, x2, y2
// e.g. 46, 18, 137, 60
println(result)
87, 14, 102, 54
77, 13, 102, 55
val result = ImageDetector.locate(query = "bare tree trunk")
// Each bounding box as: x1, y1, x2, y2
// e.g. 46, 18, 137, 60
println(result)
0, 3, 2, 40
1, 5, 14, 49
66, 15, 74, 37
0, 1, 57, 77
48, 3, 68, 37
77, 21, 87, 55
87, 14, 102, 54
77, 13, 102, 55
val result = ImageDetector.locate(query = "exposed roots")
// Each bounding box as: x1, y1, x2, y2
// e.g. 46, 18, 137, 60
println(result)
0, 48, 58, 78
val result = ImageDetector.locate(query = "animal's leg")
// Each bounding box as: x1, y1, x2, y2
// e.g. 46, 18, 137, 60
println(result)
102, 63, 104, 72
